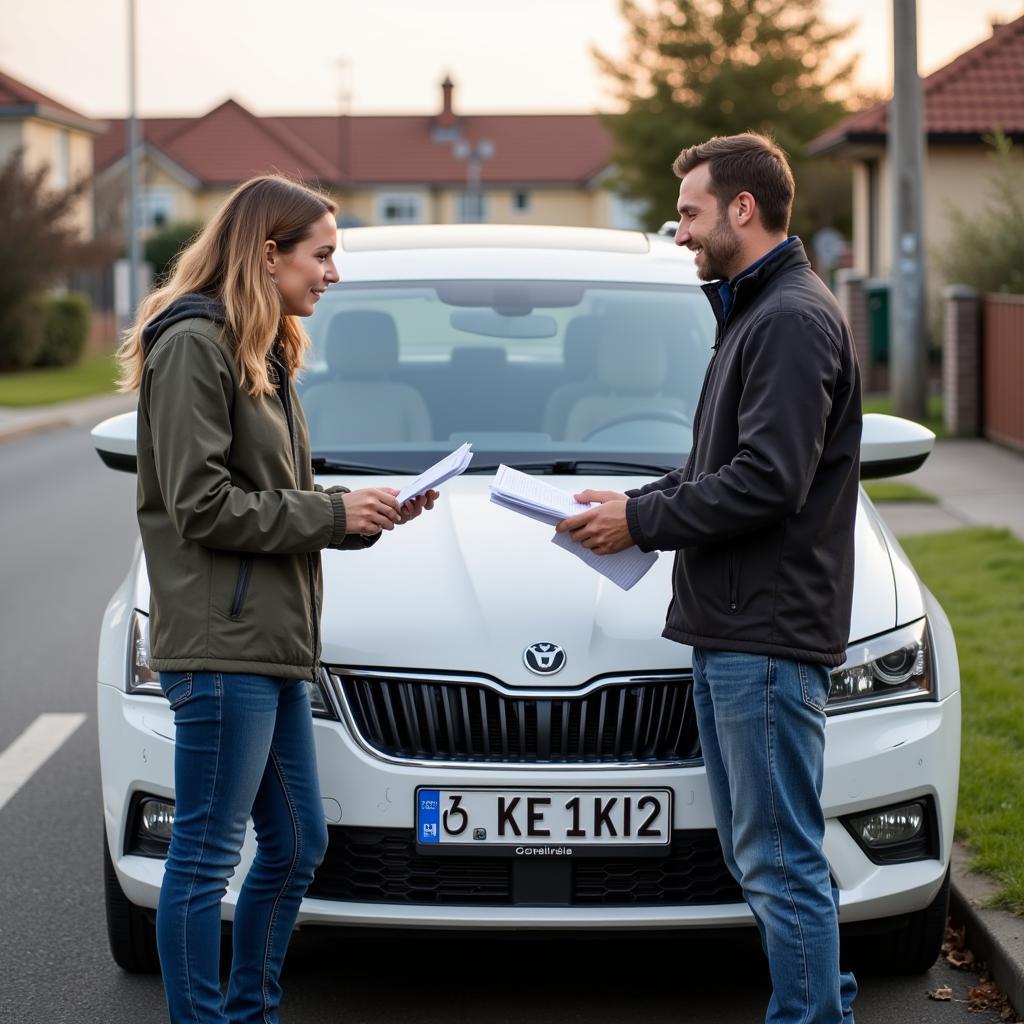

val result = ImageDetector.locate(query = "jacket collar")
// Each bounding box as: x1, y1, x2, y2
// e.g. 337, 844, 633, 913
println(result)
701, 237, 810, 333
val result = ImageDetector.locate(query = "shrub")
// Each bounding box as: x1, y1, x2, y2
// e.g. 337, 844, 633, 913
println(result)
145, 220, 204, 285
35, 293, 91, 367
934, 134, 1024, 295
0, 296, 47, 371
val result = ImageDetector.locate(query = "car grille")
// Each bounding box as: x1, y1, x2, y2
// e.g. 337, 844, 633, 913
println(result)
329, 670, 701, 765
306, 827, 742, 907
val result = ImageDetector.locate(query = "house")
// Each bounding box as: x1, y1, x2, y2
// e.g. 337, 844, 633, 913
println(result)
92, 77, 636, 240
0, 68, 106, 239
808, 16, 1024, 278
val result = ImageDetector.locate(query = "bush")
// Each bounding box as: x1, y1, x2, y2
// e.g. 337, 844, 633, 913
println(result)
145, 220, 204, 285
0, 296, 47, 371
35, 293, 91, 367
934, 134, 1024, 295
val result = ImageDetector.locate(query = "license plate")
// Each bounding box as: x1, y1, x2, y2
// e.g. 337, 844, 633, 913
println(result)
416, 787, 672, 851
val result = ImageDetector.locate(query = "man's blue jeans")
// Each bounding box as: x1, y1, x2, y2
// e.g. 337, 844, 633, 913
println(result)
692, 648, 857, 1024
156, 671, 328, 1024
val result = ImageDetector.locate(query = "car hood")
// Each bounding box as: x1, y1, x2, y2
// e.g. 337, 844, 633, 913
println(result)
314, 475, 906, 686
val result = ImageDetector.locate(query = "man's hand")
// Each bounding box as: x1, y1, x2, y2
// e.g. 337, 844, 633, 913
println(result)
342, 487, 401, 534
556, 489, 633, 555
397, 489, 439, 525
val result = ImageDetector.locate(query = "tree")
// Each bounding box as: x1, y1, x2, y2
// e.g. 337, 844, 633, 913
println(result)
934, 134, 1024, 295
595, 0, 857, 238
0, 150, 89, 369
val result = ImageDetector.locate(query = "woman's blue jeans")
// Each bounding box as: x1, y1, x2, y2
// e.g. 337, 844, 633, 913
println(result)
692, 648, 858, 1024
156, 671, 328, 1024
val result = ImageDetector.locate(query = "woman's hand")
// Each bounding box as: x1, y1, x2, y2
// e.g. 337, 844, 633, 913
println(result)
397, 489, 439, 525
342, 488, 401, 534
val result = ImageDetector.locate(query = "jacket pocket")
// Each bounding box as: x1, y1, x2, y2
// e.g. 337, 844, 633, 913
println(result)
230, 558, 253, 618
161, 672, 193, 709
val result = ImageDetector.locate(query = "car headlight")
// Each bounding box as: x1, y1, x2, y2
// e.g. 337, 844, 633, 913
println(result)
827, 618, 932, 713
126, 610, 162, 696
128, 609, 338, 719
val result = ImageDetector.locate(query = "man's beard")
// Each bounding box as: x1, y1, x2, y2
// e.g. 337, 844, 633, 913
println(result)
695, 217, 742, 282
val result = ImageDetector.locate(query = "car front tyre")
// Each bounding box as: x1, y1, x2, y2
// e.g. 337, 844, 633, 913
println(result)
103, 826, 160, 973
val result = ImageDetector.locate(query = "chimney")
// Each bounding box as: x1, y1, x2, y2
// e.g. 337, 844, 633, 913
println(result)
432, 74, 460, 142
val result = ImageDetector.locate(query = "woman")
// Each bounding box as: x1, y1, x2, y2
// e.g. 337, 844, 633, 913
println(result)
117, 175, 435, 1023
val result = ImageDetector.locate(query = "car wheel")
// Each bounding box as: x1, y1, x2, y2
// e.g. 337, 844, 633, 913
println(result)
843, 867, 951, 975
103, 825, 161, 973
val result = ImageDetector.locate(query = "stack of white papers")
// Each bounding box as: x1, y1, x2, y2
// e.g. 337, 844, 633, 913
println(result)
489, 464, 658, 591
396, 443, 474, 505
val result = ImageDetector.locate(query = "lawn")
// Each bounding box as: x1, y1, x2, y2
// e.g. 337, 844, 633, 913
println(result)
862, 481, 937, 503
863, 391, 946, 438
0, 353, 119, 406
900, 528, 1024, 913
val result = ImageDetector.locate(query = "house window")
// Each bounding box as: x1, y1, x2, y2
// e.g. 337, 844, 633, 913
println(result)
457, 191, 488, 223
376, 192, 424, 225
512, 190, 530, 213
53, 131, 70, 190
137, 187, 175, 230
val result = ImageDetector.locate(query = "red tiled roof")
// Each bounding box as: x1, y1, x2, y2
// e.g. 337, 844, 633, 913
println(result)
810, 15, 1024, 154
95, 102, 612, 187
0, 66, 103, 131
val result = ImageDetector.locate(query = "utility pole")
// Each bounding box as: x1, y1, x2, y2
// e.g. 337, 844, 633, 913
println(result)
126, 0, 141, 319
888, 0, 928, 420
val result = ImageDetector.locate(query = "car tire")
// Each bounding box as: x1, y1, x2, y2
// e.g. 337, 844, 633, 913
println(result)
103, 826, 161, 973
844, 867, 951, 975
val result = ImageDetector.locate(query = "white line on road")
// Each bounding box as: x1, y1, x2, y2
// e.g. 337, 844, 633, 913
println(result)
0, 713, 86, 813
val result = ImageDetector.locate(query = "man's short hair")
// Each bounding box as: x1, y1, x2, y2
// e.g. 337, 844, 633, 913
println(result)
673, 132, 795, 234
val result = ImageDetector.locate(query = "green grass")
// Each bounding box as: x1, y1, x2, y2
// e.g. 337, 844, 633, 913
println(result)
863, 392, 946, 439
900, 528, 1024, 913
862, 481, 937, 503
0, 352, 119, 406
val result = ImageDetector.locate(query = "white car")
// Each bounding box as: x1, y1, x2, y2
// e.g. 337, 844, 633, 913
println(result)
93, 224, 959, 974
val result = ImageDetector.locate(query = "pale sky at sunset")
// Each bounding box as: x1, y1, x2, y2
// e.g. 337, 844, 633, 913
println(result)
2, 0, 1022, 118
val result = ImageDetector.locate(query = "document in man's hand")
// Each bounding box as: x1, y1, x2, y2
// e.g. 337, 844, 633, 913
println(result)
396, 443, 474, 506
488, 465, 657, 591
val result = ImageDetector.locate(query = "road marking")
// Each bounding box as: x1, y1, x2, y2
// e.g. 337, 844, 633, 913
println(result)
0, 713, 86, 813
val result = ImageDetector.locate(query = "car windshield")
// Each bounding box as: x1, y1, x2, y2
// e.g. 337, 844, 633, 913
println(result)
298, 279, 716, 473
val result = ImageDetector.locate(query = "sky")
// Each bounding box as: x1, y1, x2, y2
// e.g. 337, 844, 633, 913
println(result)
1, 0, 1022, 119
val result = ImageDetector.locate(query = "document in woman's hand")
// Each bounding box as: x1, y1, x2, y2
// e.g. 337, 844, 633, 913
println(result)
396, 443, 474, 505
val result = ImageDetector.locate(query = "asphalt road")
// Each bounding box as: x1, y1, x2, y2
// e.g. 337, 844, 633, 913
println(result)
0, 423, 1012, 1023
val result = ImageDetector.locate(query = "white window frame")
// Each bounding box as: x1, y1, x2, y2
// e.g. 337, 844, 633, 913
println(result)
138, 187, 176, 230
512, 189, 530, 214
375, 191, 426, 225
456, 190, 488, 224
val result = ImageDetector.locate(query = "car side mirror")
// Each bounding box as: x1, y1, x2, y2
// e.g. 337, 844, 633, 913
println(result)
92, 411, 138, 474
860, 413, 934, 480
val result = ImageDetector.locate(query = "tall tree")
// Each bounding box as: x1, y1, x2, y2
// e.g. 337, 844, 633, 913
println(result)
0, 150, 88, 368
595, 0, 857, 238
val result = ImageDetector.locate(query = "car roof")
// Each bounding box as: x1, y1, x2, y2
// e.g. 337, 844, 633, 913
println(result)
334, 224, 700, 286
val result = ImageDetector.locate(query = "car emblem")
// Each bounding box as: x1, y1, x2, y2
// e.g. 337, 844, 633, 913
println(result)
523, 642, 566, 676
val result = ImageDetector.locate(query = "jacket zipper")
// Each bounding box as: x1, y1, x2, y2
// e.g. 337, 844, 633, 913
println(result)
230, 558, 252, 618
727, 551, 739, 612
272, 355, 319, 684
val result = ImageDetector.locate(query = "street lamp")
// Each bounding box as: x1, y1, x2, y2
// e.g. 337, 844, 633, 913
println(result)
453, 139, 494, 223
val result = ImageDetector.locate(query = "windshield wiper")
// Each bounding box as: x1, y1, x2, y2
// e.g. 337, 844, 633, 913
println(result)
468, 459, 675, 476
311, 457, 413, 474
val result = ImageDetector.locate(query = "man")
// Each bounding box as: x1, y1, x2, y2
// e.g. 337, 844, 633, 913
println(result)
557, 132, 861, 1024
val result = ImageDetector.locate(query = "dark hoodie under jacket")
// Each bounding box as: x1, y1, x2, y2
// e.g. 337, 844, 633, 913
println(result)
136, 294, 372, 681
625, 240, 862, 668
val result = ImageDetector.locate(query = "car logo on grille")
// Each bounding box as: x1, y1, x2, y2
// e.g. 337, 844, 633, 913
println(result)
524, 642, 566, 675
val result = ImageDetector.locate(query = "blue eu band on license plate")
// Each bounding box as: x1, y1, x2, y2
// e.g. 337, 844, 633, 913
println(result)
418, 789, 441, 844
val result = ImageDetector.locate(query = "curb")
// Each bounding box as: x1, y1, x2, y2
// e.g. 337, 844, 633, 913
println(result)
949, 842, 1024, 1015
0, 394, 135, 446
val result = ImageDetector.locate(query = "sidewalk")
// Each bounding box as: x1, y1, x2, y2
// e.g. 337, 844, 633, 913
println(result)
877, 437, 1024, 1014
878, 439, 1024, 541
0, 391, 136, 445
